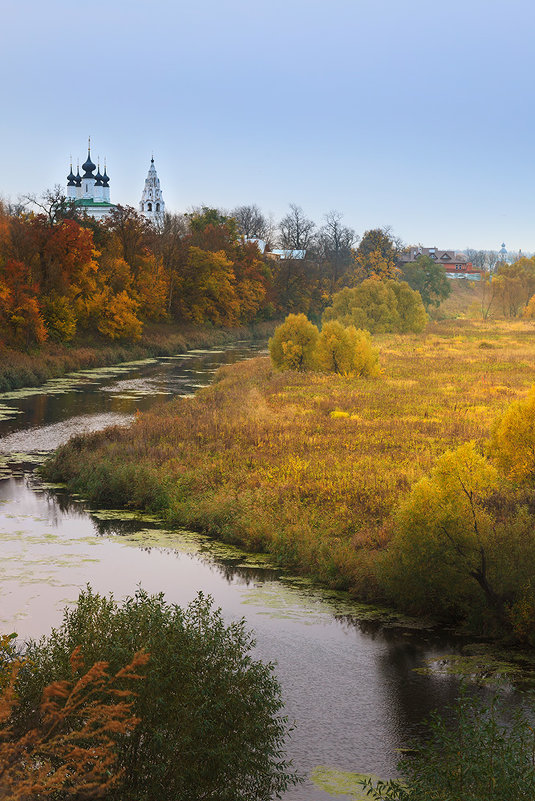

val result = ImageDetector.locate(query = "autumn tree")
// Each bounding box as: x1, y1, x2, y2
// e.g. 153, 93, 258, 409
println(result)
389, 280, 428, 332
382, 443, 506, 623
24, 186, 79, 228
0, 259, 47, 347
173, 246, 240, 325
323, 279, 426, 334
316, 320, 379, 377
491, 385, 535, 483
104, 206, 153, 268
317, 211, 357, 292
269, 313, 319, 371
492, 258, 535, 317
350, 227, 401, 282
232, 204, 271, 242
153, 212, 189, 313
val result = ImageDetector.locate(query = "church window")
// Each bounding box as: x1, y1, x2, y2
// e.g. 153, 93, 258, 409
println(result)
147, 202, 152, 211
156, 203, 160, 211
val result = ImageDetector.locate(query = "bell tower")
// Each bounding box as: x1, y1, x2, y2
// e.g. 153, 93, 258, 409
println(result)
140, 156, 165, 223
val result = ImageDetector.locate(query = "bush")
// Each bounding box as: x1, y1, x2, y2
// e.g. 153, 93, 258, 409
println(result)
269, 313, 319, 370
316, 320, 379, 376
13, 588, 298, 801
360, 690, 535, 801
322, 278, 427, 334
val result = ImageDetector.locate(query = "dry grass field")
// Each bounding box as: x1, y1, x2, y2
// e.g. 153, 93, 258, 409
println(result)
45, 318, 535, 602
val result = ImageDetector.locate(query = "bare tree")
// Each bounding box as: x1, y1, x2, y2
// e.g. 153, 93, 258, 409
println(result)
278, 204, 316, 251
232, 204, 270, 240
318, 210, 357, 289
23, 186, 78, 227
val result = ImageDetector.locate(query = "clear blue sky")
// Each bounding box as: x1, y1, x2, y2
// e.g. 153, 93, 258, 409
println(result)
1, 0, 534, 250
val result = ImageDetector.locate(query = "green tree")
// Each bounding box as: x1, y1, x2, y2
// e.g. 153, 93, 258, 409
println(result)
400, 254, 451, 310
13, 588, 298, 801
269, 313, 319, 371
316, 320, 379, 377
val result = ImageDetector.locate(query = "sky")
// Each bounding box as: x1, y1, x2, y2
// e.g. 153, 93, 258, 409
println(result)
1, 0, 534, 250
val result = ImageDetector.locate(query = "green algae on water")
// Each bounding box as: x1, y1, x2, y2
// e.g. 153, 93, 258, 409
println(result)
414, 643, 535, 687
311, 766, 382, 799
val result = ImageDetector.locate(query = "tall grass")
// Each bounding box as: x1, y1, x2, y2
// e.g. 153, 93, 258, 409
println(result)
44, 319, 535, 604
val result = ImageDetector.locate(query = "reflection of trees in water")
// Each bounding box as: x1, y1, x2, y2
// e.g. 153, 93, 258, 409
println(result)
88, 515, 282, 588
335, 612, 466, 742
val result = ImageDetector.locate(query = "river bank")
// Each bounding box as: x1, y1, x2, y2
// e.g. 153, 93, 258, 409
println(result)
0, 320, 276, 392
43, 319, 535, 636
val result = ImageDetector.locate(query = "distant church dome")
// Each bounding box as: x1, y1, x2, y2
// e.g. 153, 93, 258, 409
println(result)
67, 166, 76, 186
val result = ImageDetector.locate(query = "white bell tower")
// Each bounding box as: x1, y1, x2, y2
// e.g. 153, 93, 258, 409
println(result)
140, 157, 165, 223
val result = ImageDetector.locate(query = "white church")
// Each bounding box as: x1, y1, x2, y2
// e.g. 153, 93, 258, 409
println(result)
67, 140, 165, 223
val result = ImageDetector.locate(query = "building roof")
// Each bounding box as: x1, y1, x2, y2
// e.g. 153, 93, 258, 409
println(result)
74, 198, 115, 208
399, 246, 468, 264
269, 249, 307, 260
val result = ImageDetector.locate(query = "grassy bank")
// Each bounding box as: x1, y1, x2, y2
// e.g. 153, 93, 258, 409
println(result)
43, 319, 535, 607
0, 321, 275, 392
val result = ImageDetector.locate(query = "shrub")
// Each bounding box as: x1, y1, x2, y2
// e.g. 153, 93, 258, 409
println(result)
269, 313, 319, 370
13, 588, 298, 801
316, 320, 379, 376
361, 690, 535, 801
0, 636, 147, 799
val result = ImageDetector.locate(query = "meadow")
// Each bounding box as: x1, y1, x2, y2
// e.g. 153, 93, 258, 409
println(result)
44, 317, 535, 618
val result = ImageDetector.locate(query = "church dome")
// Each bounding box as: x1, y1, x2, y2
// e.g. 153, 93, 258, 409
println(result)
82, 150, 96, 177
75, 168, 82, 187
102, 168, 109, 187
67, 167, 76, 186
94, 168, 103, 186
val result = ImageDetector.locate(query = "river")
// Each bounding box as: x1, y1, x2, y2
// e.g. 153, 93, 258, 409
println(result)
0, 342, 466, 800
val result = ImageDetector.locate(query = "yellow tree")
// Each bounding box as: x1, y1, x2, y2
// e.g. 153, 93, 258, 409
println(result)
269, 313, 319, 371
316, 320, 379, 376
351, 247, 400, 283
174, 247, 240, 326
491, 386, 535, 482
383, 443, 505, 622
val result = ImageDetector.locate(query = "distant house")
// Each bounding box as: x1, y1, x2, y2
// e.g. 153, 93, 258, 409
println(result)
399, 246, 482, 280
266, 249, 307, 261
243, 239, 306, 260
